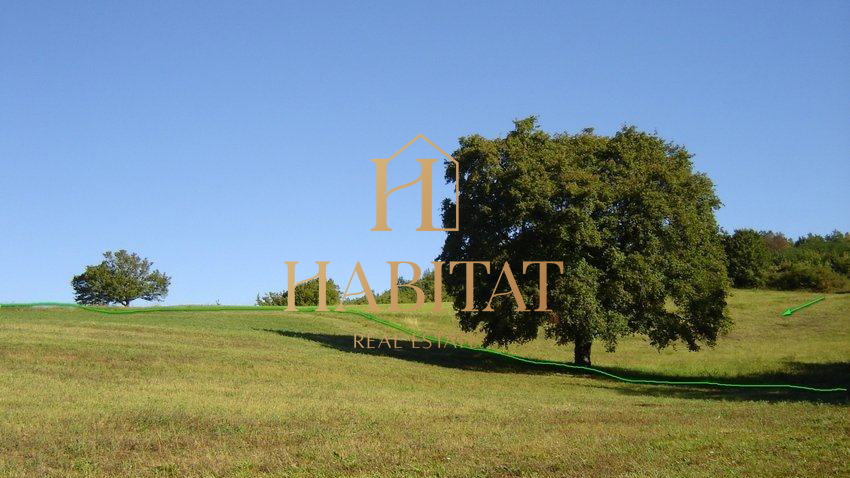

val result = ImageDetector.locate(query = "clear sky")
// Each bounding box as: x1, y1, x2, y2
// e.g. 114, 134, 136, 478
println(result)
2, 1, 848, 305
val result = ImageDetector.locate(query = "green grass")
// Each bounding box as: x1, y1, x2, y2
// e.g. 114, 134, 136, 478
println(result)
0, 289, 848, 477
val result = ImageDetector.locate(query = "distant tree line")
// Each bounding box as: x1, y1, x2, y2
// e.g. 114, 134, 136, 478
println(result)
342, 269, 449, 305
256, 269, 448, 307
257, 277, 342, 307
257, 230, 850, 309
723, 230, 850, 292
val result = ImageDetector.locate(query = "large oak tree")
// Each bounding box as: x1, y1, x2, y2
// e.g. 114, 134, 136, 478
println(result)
438, 117, 730, 365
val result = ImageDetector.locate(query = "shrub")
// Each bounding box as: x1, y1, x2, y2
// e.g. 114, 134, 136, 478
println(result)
767, 261, 849, 293
257, 278, 341, 307
344, 269, 449, 305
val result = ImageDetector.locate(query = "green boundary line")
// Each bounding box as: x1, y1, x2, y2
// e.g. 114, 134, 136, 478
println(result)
1, 302, 846, 394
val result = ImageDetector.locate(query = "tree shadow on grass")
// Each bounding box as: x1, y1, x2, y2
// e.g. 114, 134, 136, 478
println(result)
263, 329, 546, 374
262, 329, 849, 405
593, 361, 849, 405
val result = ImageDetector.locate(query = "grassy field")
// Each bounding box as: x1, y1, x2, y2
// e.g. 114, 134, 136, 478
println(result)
0, 289, 848, 477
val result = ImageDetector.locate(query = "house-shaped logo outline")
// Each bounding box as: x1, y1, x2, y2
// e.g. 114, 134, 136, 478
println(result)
371, 134, 460, 232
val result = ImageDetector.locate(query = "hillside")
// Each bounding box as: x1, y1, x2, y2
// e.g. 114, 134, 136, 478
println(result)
0, 289, 847, 477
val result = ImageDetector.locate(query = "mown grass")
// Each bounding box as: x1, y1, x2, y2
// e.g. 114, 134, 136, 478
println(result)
0, 289, 847, 477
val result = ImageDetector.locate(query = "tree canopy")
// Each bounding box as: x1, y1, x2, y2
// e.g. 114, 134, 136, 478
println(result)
71, 250, 171, 306
438, 117, 730, 365
724, 229, 770, 287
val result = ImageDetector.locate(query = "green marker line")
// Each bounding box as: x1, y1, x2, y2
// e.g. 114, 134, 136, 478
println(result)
781, 297, 825, 317
1, 302, 846, 394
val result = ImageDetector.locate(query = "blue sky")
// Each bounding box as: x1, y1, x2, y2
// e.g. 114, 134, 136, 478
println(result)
1, 1, 848, 304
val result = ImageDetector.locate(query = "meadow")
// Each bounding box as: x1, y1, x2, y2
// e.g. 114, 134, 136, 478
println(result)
0, 289, 847, 477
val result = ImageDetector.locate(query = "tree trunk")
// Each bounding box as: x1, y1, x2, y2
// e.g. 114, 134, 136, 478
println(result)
574, 338, 592, 365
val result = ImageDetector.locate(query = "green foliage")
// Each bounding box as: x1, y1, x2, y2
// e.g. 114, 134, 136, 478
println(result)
438, 117, 730, 365
794, 231, 850, 276
768, 261, 848, 292
761, 230, 793, 253
71, 250, 171, 306
762, 230, 850, 292
257, 277, 341, 307
724, 229, 771, 287
344, 269, 449, 305
713, 230, 850, 293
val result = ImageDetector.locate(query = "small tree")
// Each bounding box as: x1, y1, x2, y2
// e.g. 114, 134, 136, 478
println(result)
257, 277, 341, 307
71, 250, 171, 306
724, 229, 770, 288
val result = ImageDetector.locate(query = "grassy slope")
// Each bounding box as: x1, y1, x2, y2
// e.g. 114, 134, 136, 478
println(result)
0, 290, 847, 477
